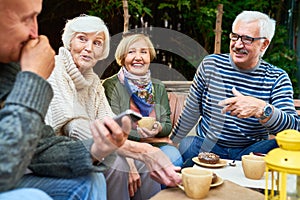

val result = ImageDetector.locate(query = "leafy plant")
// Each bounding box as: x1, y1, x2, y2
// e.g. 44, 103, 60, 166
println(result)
264, 25, 299, 97
78, 0, 152, 20
79, 0, 299, 97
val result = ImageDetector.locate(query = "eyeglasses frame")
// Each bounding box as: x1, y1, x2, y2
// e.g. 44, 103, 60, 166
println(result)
229, 32, 267, 44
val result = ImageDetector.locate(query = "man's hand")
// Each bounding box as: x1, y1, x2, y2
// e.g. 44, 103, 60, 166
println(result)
20, 35, 55, 79
218, 87, 266, 119
90, 116, 131, 161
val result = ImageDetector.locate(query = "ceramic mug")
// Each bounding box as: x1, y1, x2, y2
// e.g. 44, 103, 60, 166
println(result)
242, 154, 265, 180
178, 167, 212, 199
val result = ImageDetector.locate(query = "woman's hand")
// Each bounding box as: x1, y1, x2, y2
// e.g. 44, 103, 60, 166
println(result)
90, 116, 130, 162
117, 141, 182, 187
137, 121, 162, 138
126, 158, 141, 197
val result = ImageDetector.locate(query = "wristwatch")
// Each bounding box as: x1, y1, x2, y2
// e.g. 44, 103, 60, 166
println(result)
260, 103, 273, 120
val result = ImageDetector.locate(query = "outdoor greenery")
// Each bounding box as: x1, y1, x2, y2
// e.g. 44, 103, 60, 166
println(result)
78, 0, 299, 97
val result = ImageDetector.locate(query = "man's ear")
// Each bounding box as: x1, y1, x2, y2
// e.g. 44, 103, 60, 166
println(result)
261, 39, 270, 51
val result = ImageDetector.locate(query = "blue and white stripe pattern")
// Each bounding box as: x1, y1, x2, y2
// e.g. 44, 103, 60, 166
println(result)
171, 53, 299, 147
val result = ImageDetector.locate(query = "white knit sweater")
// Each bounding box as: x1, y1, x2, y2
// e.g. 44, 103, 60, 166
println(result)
45, 47, 114, 140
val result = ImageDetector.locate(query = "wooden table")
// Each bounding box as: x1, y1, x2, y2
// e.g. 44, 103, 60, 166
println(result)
150, 180, 264, 200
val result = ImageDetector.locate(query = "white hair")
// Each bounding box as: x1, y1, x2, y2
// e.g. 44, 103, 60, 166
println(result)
62, 15, 110, 60
232, 11, 276, 56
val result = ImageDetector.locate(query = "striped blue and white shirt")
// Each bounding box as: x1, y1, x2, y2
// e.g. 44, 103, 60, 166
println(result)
170, 53, 299, 147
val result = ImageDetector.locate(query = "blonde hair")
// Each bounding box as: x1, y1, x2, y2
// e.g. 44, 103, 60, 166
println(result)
61, 15, 110, 60
115, 34, 156, 66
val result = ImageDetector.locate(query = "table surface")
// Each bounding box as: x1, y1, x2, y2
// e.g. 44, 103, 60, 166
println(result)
150, 180, 264, 200
151, 159, 270, 200
193, 159, 271, 189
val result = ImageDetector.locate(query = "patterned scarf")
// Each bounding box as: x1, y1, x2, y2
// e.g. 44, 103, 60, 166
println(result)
118, 67, 154, 116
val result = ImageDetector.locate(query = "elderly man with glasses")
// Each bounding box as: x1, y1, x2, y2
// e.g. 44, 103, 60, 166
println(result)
170, 11, 300, 167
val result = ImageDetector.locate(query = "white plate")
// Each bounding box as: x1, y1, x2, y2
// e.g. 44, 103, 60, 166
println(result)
192, 157, 227, 168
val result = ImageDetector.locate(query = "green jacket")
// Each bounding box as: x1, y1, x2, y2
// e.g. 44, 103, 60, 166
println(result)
103, 74, 172, 143
0, 63, 111, 192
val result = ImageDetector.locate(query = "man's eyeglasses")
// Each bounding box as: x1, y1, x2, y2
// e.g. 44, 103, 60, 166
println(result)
229, 33, 266, 44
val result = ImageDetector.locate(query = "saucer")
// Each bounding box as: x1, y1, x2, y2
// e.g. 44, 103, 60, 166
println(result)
210, 176, 223, 187
177, 173, 224, 190
177, 175, 223, 189
192, 157, 227, 168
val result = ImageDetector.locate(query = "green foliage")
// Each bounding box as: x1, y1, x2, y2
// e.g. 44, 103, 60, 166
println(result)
264, 25, 300, 97
78, 0, 151, 19
155, 0, 299, 97
158, 0, 190, 10
80, 0, 299, 97
78, 0, 122, 18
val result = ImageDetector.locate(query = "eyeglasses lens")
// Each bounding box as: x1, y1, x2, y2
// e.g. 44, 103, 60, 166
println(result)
230, 33, 252, 44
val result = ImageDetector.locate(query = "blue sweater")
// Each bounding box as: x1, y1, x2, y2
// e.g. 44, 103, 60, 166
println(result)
171, 54, 299, 147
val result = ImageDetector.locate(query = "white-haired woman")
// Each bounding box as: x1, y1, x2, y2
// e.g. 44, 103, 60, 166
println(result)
45, 15, 113, 140
45, 15, 182, 200
45, 15, 115, 200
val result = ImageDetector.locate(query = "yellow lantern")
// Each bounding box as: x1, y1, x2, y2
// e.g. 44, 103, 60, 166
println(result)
264, 129, 300, 200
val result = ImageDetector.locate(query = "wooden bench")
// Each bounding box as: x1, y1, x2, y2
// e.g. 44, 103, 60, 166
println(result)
294, 99, 300, 115
167, 92, 188, 127
163, 81, 192, 127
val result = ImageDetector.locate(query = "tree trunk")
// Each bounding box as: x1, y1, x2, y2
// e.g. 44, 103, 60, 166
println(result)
214, 4, 223, 54
122, 0, 130, 34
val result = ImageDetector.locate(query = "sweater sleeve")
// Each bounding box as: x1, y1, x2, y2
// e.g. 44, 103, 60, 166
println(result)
45, 67, 93, 140
154, 80, 172, 138
262, 71, 300, 133
0, 70, 53, 192
29, 125, 111, 178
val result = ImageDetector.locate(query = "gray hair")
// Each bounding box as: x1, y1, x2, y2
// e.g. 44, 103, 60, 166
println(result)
62, 15, 110, 60
232, 11, 276, 56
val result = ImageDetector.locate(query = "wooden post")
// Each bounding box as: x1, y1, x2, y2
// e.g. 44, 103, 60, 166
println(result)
122, 0, 130, 34
214, 4, 223, 54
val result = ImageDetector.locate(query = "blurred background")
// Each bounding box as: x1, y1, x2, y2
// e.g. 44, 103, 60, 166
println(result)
37, 0, 300, 97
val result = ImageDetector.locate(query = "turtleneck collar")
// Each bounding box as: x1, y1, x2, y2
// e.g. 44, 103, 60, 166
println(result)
58, 47, 95, 90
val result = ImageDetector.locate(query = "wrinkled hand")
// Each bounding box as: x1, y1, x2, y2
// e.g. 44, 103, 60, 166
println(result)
218, 87, 266, 118
137, 121, 162, 138
20, 35, 55, 79
142, 146, 182, 187
126, 158, 141, 197
90, 116, 131, 161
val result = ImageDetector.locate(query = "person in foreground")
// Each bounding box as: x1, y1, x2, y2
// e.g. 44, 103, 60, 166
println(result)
44, 15, 181, 200
170, 11, 300, 167
0, 0, 130, 199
